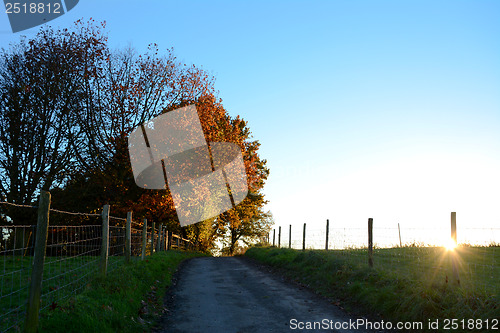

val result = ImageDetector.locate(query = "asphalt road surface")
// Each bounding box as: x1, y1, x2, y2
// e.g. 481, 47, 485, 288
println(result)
157, 257, 384, 333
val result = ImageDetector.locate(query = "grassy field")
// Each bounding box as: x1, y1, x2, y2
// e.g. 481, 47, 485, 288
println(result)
1, 251, 202, 332
246, 246, 499, 332
0, 255, 130, 332
38, 250, 205, 333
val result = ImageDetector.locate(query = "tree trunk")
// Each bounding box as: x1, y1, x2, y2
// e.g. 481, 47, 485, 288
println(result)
229, 229, 239, 255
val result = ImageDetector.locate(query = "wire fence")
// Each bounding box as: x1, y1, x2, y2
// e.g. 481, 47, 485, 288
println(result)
42, 224, 102, 313
0, 194, 194, 333
131, 226, 143, 257
108, 226, 126, 272
269, 217, 499, 297
0, 225, 36, 332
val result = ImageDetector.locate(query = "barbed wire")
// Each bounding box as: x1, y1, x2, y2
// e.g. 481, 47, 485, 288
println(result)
109, 215, 126, 221
0, 200, 142, 227
0, 201, 37, 209
49, 208, 101, 217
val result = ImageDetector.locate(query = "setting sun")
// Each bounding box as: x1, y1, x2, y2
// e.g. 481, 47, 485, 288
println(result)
444, 238, 457, 251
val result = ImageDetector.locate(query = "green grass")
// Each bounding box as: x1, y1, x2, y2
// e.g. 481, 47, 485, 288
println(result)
0, 251, 204, 332
0, 255, 127, 332
246, 246, 499, 333
38, 250, 205, 333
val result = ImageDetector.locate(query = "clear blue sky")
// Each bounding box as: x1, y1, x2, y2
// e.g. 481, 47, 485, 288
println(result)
1, 1, 499, 245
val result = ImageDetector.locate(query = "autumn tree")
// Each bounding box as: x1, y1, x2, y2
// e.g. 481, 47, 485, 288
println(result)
0, 21, 108, 226
212, 115, 270, 255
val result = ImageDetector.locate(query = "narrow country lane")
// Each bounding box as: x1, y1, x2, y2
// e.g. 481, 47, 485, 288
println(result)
157, 257, 385, 333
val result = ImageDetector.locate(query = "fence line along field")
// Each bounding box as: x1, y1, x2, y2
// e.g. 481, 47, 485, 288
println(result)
246, 246, 499, 332
0, 192, 194, 333
268, 216, 499, 298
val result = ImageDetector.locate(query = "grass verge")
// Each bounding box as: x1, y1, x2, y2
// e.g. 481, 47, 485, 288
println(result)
245, 247, 499, 333
38, 251, 206, 333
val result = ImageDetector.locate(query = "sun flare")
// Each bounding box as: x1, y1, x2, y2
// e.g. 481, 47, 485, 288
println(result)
444, 238, 457, 251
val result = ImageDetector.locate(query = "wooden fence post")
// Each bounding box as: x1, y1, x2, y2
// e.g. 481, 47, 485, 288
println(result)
25, 191, 50, 333
398, 222, 402, 247
141, 219, 147, 260
167, 230, 172, 250
272, 229, 275, 247
278, 226, 281, 248
163, 227, 166, 251
451, 212, 460, 285
165, 228, 168, 250
325, 219, 329, 250
160, 226, 165, 251
100, 204, 110, 275
302, 223, 306, 250
156, 223, 163, 252
164, 227, 168, 251
368, 218, 373, 267
289, 224, 292, 248
150, 221, 155, 255
125, 212, 132, 263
